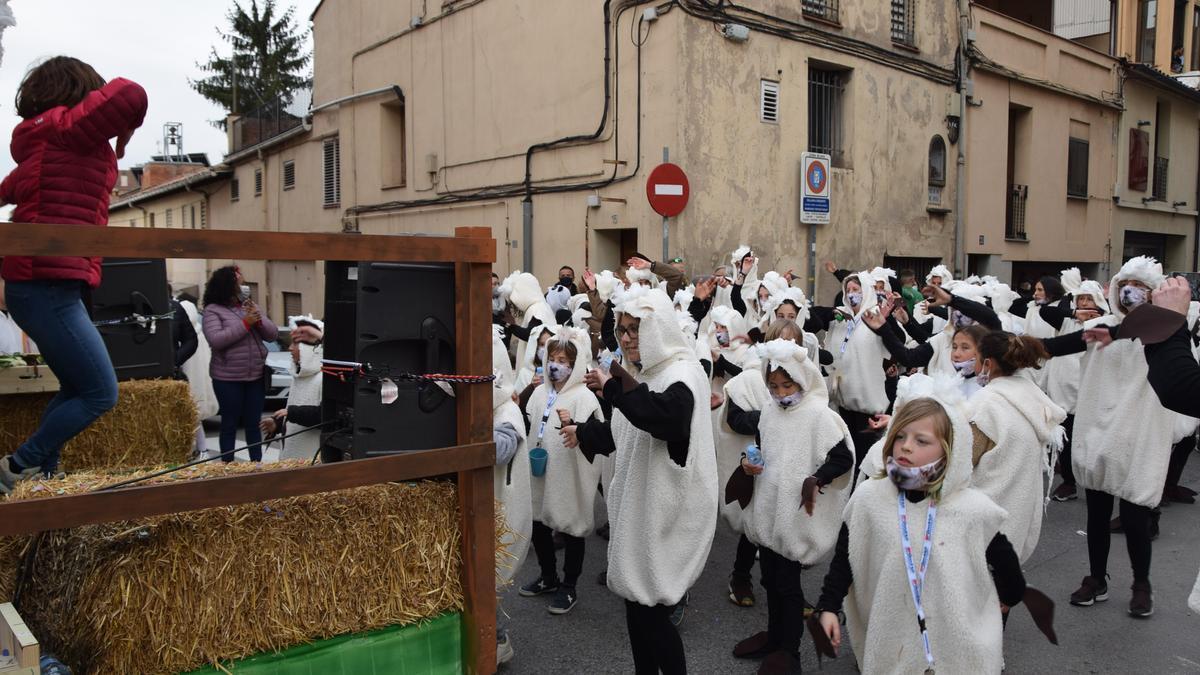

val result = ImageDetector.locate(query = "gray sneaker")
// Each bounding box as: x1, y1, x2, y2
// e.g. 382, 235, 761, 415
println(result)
0, 455, 42, 495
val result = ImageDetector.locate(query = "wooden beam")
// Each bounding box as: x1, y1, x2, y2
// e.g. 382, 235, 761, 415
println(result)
454, 226, 497, 675
0, 222, 495, 263
0, 442, 493, 537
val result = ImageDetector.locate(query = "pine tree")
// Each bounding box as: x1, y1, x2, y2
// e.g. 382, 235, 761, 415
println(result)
190, 0, 311, 126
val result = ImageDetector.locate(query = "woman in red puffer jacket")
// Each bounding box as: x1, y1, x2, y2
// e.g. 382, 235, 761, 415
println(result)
0, 56, 147, 490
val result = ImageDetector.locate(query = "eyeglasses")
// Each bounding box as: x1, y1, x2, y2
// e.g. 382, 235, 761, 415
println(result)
616, 325, 640, 338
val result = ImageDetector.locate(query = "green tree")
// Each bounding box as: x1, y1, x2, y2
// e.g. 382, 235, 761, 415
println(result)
190, 0, 311, 126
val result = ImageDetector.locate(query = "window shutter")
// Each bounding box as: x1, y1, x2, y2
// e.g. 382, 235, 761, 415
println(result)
283, 160, 296, 190
254, 168, 263, 196
165, 208, 173, 228
323, 138, 341, 207
230, 178, 240, 202
760, 80, 780, 124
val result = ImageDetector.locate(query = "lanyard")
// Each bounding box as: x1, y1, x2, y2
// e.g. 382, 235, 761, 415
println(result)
840, 314, 861, 355
897, 492, 938, 674
536, 388, 559, 441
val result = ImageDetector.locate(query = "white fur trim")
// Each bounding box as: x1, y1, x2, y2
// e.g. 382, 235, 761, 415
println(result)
1060, 267, 1083, 294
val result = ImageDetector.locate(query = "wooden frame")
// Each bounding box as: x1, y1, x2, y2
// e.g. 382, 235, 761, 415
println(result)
0, 222, 498, 675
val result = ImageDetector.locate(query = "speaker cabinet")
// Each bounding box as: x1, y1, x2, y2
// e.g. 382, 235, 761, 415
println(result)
91, 258, 174, 381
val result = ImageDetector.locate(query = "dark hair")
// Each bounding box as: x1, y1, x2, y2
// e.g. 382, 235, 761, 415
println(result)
979, 331, 1049, 375
15, 56, 105, 119
952, 324, 989, 348
546, 338, 579, 364
1038, 276, 1065, 302
491, 272, 500, 279
203, 266, 240, 308
559, 266, 575, 276
899, 269, 916, 281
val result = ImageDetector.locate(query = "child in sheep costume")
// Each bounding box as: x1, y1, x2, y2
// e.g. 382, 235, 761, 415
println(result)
913, 264, 954, 333
724, 339, 854, 671
824, 270, 889, 463
491, 329, 532, 588
709, 304, 757, 383
513, 324, 556, 394
814, 374, 1031, 675
506, 271, 558, 371
571, 285, 718, 673
1069, 255, 1173, 615
520, 327, 604, 610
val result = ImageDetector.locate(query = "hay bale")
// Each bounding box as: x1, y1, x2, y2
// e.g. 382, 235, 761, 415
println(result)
0, 379, 196, 472
3, 462, 470, 674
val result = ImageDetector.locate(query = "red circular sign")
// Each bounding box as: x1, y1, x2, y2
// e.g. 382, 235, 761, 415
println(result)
806, 160, 827, 194
646, 163, 690, 217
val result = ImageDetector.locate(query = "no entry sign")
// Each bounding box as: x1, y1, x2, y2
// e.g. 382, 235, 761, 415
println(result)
646, 163, 690, 217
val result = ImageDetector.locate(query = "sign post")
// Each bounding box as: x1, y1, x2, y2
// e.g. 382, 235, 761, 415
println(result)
801, 152, 831, 298
646, 153, 689, 261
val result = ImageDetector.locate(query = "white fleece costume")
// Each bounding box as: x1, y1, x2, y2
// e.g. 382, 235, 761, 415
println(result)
508, 272, 558, 371
984, 281, 1024, 335
525, 328, 604, 537
843, 374, 1007, 675
709, 305, 756, 377
826, 271, 889, 414
1043, 279, 1108, 414
914, 265, 954, 334
514, 324, 556, 394
605, 286, 718, 607
1073, 256, 1174, 507
279, 341, 324, 462
492, 332, 532, 586
742, 340, 853, 564
969, 374, 1066, 563
715, 369, 772, 532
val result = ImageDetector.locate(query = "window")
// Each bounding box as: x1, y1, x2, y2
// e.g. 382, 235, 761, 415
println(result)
759, 80, 779, 124
808, 67, 846, 167
200, 201, 207, 228
1193, 8, 1200, 71
802, 0, 839, 24
381, 101, 407, 187
165, 208, 173, 228
282, 292, 302, 319
245, 282, 259, 305
230, 177, 240, 202
1067, 137, 1089, 198
254, 168, 263, 196
190, 205, 197, 229
891, 0, 915, 46
323, 137, 341, 207
283, 160, 296, 190
928, 135, 946, 203
1138, 0, 1157, 63
149, 212, 156, 228
1153, 100, 1170, 200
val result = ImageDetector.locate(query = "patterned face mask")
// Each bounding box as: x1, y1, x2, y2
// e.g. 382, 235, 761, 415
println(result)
715, 329, 731, 347
885, 455, 945, 491
952, 358, 976, 375
1119, 284, 1148, 310
547, 362, 572, 383
846, 292, 862, 307
772, 391, 804, 409
951, 309, 974, 329
536, 345, 547, 366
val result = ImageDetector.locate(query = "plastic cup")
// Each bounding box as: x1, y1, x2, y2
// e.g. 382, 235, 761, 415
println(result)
530, 447, 549, 477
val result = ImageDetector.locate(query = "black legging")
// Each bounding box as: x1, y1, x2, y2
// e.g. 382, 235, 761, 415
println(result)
625, 600, 686, 674
1165, 435, 1196, 491
732, 533, 758, 581
838, 407, 879, 470
760, 546, 807, 654
1085, 489, 1152, 582
1059, 414, 1076, 486
531, 520, 585, 587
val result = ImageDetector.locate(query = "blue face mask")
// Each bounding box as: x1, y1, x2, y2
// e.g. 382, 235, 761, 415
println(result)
547, 362, 572, 382
846, 292, 862, 307
772, 391, 804, 409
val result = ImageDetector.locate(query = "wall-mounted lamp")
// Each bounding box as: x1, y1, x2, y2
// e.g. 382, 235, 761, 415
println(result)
1137, 120, 1153, 127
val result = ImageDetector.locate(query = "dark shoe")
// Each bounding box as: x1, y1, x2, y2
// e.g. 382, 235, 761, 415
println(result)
1180, 485, 1198, 498
518, 577, 559, 597
1069, 576, 1109, 606
669, 591, 689, 627
547, 585, 578, 615
1110, 517, 1123, 533
1129, 580, 1154, 618
757, 649, 800, 674
0, 455, 40, 495
597, 522, 611, 540
732, 631, 775, 659
729, 575, 756, 607
1050, 482, 1077, 502
1165, 485, 1197, 504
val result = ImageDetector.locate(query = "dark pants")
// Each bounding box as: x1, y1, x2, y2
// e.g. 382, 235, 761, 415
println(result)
5, 280, 118, 474
531, 520, 584, 587
731, 533, 758, 581
212, 378, 266, 462
1059, 414, 1076, 486
1085, 489, 1152, 582
1165, 434, 1196, 491
760, 546, 807, 654
625, 600, 686, 675
839, 407, 878, 470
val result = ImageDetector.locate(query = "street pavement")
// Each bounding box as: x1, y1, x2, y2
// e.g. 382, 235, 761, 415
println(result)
499, 458, 1200, 674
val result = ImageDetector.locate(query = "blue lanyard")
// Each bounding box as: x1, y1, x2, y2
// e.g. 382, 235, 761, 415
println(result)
536, 388, 559, 441
898, 492, 938, 674
840, 314, 861, 355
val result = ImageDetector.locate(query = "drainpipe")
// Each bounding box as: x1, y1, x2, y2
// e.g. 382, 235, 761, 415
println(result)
522, 197, 533, 272
954, 0, 971, 277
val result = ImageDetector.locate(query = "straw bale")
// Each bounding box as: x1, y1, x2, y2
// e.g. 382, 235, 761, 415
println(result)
1, 461, 482, 674
0, 379, 196, 472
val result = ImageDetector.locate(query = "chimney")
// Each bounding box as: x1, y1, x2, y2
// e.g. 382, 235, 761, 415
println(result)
139, 161, 206, 189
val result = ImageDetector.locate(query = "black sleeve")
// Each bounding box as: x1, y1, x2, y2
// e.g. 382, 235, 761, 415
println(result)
950, 295, 1003, 331
714, 354, 743, 379
1037, 299, 1075, 331
805, 308, 833, 334
1040, 330, 1090, 357
1009, 301, 1029, 319
929, 304, 949, 320
816, 523, 853, 612
833, 269, 850, 282
604, 378, 694, 467
575, 417, 616, 462
1145, 326, 1200, 417
171, 301, 198, 366
877, 323, 934, 368
285, 404, 321, 427
818, 348, 833, 366
747, 327, 765, 344
904, 313, 932, 344
731, 284, 747, 316
725, 399, 761, 436
507, 319, 539, 342
700, 358, 713, 378
601, 302, 619, 353
986, 533, 1027, 607
812, 440, 853, 485
688, 296, 711, 326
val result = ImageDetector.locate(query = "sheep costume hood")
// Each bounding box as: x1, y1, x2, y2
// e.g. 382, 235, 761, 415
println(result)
508, 271, 557, 369
926, 265, 954, 287
709, 304, 755, 372
525, 327, 604, 537
826, 270, 889, 414
514, 324, 557, 393
969, 373, 1067, 563
983, 281, 1025, 334
761, 286, 811, 329
605, 286, 718, 606
843, 373, 1008, 675
740, 340, 852, 564
492, 330, 531, 586
626, 264, 658, 287
1074, 256, 1174, 507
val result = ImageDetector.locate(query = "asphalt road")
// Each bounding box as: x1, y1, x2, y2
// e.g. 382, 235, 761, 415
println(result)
498, 457, 1200, 674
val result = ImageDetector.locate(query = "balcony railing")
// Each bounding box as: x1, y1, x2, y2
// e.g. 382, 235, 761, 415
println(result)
1007, 184, 1028, 240
230, 90, 311, 154
1153, 156, 1168, 201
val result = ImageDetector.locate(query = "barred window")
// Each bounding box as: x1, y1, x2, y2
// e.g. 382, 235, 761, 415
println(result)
808, 67, 847, 167
891, 0, 915, 46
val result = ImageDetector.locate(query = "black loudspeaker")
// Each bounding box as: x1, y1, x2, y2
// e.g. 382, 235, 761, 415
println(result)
91, 258, 174, 381
320, 261, 457, 460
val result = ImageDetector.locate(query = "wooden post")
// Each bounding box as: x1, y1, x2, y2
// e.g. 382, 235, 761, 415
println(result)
454, 226, 497, 675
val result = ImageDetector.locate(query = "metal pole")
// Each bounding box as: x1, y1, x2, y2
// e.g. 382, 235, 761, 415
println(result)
662, 146, 669, 260
522, 198, 533, 272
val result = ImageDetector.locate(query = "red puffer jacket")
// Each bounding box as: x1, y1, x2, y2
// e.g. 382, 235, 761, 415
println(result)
0, 77, 147, 288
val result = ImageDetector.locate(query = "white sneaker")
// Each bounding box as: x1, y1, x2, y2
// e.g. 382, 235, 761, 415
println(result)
0, 455, 43, 494
497, 633, 514, 665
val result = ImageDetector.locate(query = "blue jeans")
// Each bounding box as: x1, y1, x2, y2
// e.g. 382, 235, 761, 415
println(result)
211, 378, 265, 462
4, 280, 118, 474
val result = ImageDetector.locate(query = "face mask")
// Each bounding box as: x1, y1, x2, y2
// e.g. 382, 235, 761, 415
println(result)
536, 345, 547, 365
1119, 285, 1148, 310
876, 292, 888, 305
951, 309, 974, 329
559, 276, 574, 288
977, 367, 992, 387
715, 329, 731, 347
885, 455, 945, 491
772, 391, 804, 409
547, 362, 572, 383
847, 292, 862, 307
952, 358, 976, 375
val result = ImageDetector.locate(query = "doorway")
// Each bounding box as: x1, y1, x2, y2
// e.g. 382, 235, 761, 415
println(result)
591, 228, 638, 271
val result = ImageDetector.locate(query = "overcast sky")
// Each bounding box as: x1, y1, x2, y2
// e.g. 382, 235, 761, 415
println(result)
0, 0, 320, 178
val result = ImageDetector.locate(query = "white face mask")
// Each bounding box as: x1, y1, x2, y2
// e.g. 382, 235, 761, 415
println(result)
1119, 285, 1148, 310
772, 391, 804, 409
885, 455, 945, 491
952, 358, 976, 375
547, 362, 572, 383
